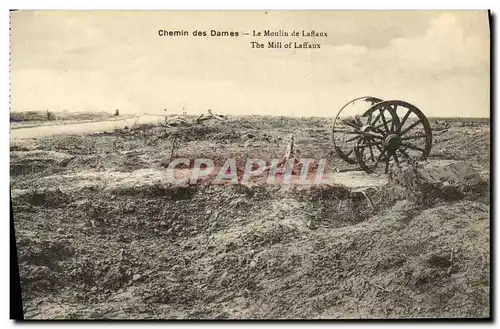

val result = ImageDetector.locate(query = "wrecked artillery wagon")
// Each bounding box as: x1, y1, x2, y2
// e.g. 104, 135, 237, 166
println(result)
332, 97, 433, 174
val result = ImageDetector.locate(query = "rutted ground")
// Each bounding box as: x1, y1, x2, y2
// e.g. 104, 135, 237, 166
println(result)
10, 116, 490, 319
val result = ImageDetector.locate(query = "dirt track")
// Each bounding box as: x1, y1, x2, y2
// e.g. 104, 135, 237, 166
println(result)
10, 115, 165, 139
10, 116, 490, 319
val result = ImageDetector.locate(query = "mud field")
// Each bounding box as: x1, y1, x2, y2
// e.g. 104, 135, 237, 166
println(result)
10, 116, 490, 319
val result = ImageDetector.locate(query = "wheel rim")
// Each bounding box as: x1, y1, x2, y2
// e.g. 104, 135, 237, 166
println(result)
354, 100, 433, 174
332, 96, 384, 164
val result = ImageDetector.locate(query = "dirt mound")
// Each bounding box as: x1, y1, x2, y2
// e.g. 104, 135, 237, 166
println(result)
388, 161, 489, 206
12, 188, 74, 208
10, 151, 74, 176
431, 127, 490, 167
35, 135, 97, 154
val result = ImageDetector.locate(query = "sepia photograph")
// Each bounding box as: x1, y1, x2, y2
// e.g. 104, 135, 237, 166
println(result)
9, 10, 491, 319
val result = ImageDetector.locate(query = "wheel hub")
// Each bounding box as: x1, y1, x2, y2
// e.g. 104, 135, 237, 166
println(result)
384, 134, 401, 151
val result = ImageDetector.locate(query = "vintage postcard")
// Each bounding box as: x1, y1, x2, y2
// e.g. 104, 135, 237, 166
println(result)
10, 10, 490, 319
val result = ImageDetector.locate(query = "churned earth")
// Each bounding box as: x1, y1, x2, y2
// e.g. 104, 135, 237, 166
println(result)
10, 115, 490, 319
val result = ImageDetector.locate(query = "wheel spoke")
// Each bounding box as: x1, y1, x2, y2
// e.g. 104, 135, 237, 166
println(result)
345, 149, 353, 157
389, 105, 397, 132
374, 149, 387, 168
371, 113, 381, 126
401, 142, 425, 153
398, 109, 412, 133
375, 119, 393, 130
370, 126, 385, 135
360, 131, 384, 140
359, 141, 382, 148
346, 135, 360, 143
344, 120, 361, 130
333, 129, 361, 134
385, 152, 391, 173
367, 113, 373, 125
400, 120, 421, 136
369, 145, 375, 162
381, 114, 390, 133
393, 152, 400, 166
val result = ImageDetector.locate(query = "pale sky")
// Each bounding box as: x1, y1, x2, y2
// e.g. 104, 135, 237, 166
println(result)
10, 10, 490, 117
